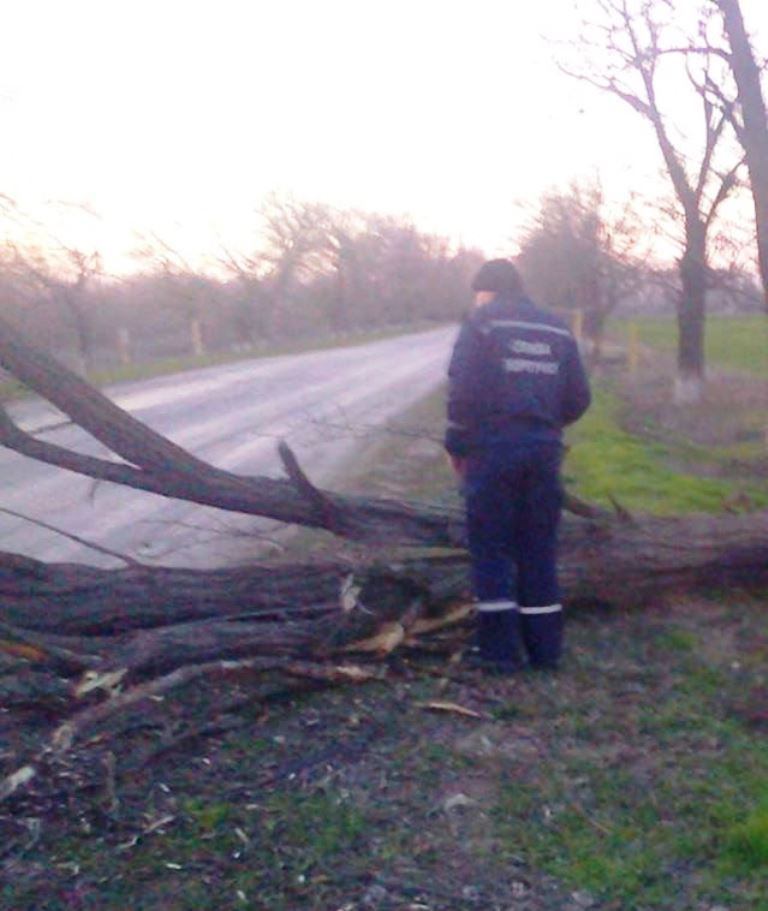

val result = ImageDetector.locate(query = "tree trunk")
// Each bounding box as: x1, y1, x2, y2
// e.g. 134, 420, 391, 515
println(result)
717, 0, 768, 309
60, 291, 95, 376
2, 506, 767, 679
675, 223, 708, 403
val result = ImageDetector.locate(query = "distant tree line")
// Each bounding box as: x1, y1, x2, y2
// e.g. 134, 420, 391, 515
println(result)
4, 0, 766, 401
0, 197, 484, 375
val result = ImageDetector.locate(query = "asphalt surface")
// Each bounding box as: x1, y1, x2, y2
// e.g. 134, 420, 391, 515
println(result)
0, 327, 456, 567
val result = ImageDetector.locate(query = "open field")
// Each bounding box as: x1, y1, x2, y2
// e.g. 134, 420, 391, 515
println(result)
610, 315, 768, 378
1, 319, 767, 910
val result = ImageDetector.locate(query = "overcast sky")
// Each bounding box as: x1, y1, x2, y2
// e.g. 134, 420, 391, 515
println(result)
1, 0, 766, 270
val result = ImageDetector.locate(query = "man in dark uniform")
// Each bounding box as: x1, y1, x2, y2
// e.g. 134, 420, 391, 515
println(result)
445, 259, 591, 674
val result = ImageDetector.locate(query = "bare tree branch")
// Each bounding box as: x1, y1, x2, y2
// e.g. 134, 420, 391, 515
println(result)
0, 318, 460, 548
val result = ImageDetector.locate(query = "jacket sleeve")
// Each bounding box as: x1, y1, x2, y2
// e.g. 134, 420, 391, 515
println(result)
560, 337, 592, 426
445, 317, 485, 456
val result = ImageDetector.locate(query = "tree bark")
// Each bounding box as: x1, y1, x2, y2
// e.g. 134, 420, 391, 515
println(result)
675, 223, 708, 403
2, 505, 767, 680
716, 0, 768, 309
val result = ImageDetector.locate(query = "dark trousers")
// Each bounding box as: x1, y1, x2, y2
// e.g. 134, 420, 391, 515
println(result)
464, 442, 564, 668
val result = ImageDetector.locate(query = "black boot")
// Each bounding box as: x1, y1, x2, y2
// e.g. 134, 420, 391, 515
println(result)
520, 606, 563, 670
472, 607, 524, 674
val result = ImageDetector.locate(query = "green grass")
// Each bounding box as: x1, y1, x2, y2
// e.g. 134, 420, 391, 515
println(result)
488, 607, 768, 910
23, 789, 370, 911
343, 318, 767, 515
345, 377, 767, 516
725, 798, 768, 873
612, 314, 768, 377
565, 386, 768, 513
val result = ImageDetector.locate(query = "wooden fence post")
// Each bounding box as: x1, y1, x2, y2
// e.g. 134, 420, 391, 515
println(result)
190, 319, 205, 357
571, 309, 584, 343
117, 328, 132, 366
627, 322, 640, 376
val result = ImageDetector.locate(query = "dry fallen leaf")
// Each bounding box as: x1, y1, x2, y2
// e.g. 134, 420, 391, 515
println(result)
0, 639, 48, 662
415, 700, 484, 719
285, 663, 379, 683
442, 792, 477, 812
407, 603, 473, 638
332, 664, 378, 681
117, 814, 176, 852
0, 765, 36, 801
74, 667, 127, 698
342, 621, 405, 655
50, 721, 76, 752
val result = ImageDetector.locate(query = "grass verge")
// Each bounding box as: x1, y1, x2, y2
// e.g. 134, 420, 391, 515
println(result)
565, 386, 768, 513
341, 377, 768, 515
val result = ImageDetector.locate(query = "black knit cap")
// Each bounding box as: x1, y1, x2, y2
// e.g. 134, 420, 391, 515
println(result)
471, 258, 524, 295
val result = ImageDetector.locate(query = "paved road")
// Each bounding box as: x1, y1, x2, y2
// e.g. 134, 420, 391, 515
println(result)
0, 327, 455, 567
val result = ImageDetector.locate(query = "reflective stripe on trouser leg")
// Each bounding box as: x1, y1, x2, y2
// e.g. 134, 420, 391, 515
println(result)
476, 599, 517, 612
475, 600, 522, 665
519, 604, 563, 667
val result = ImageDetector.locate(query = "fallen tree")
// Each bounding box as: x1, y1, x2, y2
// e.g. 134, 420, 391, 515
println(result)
2, 505, 768, 673
0, 313, 766, 804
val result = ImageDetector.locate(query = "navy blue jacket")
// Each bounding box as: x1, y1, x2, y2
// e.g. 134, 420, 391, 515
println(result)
445, 293, 591, 456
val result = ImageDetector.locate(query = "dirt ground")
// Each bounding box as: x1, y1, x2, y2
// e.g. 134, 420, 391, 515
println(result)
2, 591, 767, 911
618, 362, 768, 475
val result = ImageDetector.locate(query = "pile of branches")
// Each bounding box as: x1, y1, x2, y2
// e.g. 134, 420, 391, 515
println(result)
0, 548, 475, 811
0, 314, 766, 809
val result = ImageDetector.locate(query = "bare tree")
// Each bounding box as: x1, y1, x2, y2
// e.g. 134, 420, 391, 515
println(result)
517, 182, 648, 364
564, 0, 745, 402
220, 201, 479, 339
217, 196, 336, 340
322, 208, 363, 333
710, 0, 768, 309
217, 243, 270, 345
258, 195, 335, 337
0, 201, 114, 373
12, 243, 104, 375
134, 234, 233, 355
